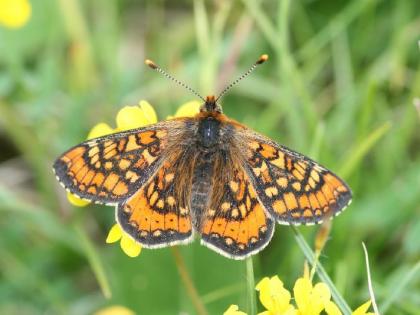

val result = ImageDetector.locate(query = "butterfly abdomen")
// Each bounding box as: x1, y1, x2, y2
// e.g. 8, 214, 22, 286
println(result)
190, 152, 215, 229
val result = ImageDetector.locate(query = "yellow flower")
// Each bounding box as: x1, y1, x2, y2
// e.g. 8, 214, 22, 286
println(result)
324, 299, 375, 315
223, 304, 247, 315
0, 0, 31, 28
293, 276, 332, 315
87, 122, 115, 140
351, 300, 375, 315
106, 224, 142, 257
93, 305, 136, 315
116, 100, 157, 131
252, 270, 376, 315
169, 100, 201, 118
66, 191, 90, 207
324, 301, 342, 315
255, 276, 296, 315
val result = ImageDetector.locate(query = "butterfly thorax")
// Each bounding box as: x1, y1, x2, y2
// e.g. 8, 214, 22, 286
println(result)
195, 95, 226, 150
197, 116, 221, 148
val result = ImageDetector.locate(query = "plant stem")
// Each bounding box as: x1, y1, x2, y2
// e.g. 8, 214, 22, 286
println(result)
171, 247, 208, 315
246, 257, 257, 315
74, 224, 112, 299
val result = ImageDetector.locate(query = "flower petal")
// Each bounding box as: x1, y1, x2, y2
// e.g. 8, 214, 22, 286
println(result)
139, 100, 158, 124
106, 224, 123, 243
0, 0, 31, 29
256, 276, 292, 313
256, 277, 274, 310
301, 281, 332, 314
269, 275, 285, 290
313, 282, 332, 305
284, 307, 298, 315
93, 305, 135, 315
294, 277, 312, 312
325, 301, 343, 315
116, 105, 150, 131
352, 300, 372, 315
256, 277, 270, 291
87, 123, 114, 140
173, 100, 201, 118
66, 192, 90, 207
223, 304, 248, 315
120, 234, 142, 257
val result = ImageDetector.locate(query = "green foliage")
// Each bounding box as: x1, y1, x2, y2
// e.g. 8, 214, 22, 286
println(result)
0, 0, 419, 314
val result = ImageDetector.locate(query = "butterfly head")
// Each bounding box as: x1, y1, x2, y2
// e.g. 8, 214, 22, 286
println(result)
201, 95, 222, 113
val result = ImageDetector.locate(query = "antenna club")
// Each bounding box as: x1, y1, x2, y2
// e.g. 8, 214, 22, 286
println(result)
145, 59, 158, 69
257, 54, 269, 64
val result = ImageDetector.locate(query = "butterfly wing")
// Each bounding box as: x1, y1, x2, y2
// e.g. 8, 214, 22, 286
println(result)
53, 119, 188, 205
198, 155, 274, 259
117, 150, 195, 247
236, 129, 352, 225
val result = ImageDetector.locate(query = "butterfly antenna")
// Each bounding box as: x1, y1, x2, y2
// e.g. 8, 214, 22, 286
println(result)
216, 54, 269, 102
145, 59, 206, 102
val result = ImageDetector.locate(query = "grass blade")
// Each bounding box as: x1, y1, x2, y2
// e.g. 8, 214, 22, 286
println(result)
339, 121, 392, 178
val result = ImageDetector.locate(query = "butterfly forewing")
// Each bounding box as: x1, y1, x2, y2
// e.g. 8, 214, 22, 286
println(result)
236, 130, 352, 225
53, 120, 188, 205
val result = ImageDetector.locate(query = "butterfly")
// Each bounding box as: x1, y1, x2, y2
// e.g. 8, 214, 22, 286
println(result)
53, 55, 352, 259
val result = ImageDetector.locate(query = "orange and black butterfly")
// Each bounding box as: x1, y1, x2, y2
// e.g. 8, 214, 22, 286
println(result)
53, 55, 351, 259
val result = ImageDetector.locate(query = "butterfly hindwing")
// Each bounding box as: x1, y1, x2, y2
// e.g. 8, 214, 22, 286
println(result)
199, 157, 274, 259
53, 120, 186, 205
238, 131, 352, 225
117, 154, 194, 248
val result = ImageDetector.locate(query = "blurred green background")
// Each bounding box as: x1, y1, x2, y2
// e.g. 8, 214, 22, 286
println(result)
0, 0, 419, 314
